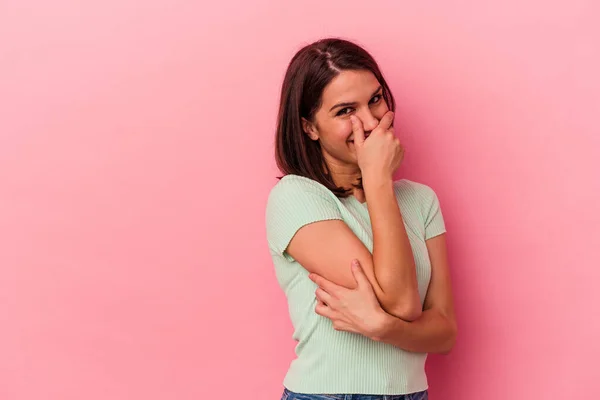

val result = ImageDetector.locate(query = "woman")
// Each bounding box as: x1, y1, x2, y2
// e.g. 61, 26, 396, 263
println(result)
265, 38, 457, 400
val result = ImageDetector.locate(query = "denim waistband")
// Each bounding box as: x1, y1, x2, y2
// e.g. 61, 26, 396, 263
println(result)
281, 388, 428, 400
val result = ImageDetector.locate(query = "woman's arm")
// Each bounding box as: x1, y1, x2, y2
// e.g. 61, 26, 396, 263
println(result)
371, 233, 457, 353
373, 307, 456, 354
364, 176, 421, 319
287, 177, 420, 321
310, 233, 456, 353
287, 186, 420, 322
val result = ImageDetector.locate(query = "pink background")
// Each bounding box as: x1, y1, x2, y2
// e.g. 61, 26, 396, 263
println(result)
2, 1, 599, 399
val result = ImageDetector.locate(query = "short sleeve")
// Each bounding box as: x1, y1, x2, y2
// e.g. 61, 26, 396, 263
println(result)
424, 186, 446, 240
265, 176, 343, 261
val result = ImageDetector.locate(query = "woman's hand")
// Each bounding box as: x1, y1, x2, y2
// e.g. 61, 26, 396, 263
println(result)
308, 260, 389, 339
352, 111, 404, 182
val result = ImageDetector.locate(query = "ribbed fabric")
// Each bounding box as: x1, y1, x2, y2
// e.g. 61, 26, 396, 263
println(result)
265, 174, 446, 395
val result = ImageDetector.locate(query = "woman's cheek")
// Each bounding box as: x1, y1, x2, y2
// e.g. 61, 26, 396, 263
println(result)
338, 120, 353, 140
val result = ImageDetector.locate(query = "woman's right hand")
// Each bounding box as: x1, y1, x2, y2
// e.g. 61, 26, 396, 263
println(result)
351, 111, 404, 183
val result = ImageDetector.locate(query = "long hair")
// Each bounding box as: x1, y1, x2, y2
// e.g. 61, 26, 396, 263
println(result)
275, 37, 396, 197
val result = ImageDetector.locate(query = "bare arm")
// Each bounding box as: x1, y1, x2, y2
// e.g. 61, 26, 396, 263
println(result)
370, 234, 457, 353
364, 176, 420, 319
288, 181, 421, 321
287, 186, 420, 321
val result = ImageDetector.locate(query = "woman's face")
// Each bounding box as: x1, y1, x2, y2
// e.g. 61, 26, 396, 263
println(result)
302, 69, 389, 167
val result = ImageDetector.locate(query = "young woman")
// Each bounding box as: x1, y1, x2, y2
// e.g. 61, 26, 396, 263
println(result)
266, 38, 457, 400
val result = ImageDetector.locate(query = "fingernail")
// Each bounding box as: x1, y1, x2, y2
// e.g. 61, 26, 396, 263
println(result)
352, 260, 359, 267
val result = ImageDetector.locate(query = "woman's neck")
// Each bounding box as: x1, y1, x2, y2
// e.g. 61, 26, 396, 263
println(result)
324, 159, 364, 199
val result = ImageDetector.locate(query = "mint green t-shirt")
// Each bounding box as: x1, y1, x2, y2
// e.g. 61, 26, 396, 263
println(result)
265, 174, 446, 395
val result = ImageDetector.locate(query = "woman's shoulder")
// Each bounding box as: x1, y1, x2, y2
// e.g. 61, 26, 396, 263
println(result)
266, 174, 339, 210
393, 178, 439, 203
269, 174, 334, 198
394, 178, 435, 192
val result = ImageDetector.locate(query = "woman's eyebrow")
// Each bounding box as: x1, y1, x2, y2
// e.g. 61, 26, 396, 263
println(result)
328, 86, 383, 112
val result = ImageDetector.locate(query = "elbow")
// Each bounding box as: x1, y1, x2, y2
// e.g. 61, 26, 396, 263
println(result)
384, 299, 423, 322
439, 322, 458, 355
398, 307, 422, 322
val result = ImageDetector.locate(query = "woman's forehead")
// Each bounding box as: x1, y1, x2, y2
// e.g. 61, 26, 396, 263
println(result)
321, 70, 380, 104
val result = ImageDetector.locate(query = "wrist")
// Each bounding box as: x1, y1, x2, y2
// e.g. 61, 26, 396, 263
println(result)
368, 310, 396, 342
362, 174, 393, 191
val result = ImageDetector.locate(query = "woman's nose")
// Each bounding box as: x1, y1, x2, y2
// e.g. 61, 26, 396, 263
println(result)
358, 111, 379, 132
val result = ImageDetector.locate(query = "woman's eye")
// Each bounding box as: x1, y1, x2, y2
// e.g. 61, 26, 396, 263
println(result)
370, 94, 382, 104
336, 95, 381, 117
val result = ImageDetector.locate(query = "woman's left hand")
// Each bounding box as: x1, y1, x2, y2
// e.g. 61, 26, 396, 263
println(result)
308, 260, 388, 338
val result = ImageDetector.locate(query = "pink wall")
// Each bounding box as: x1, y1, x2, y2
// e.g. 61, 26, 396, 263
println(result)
2, 1, 599, 399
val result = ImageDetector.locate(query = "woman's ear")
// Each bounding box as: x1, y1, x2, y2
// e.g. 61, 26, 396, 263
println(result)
301, 117, 319, 141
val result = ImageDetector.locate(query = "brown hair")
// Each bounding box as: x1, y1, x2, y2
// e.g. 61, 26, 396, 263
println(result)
274, 37, 396, 197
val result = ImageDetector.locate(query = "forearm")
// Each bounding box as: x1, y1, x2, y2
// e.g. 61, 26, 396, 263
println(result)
371, 308, 457, 354
363, 176, 420, 319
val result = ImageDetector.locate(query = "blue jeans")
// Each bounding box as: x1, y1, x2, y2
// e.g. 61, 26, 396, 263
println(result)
281, 388, 428, 400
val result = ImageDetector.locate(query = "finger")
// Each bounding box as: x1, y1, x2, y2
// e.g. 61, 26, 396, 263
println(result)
333, 322, 359, 334
315, 287, 333, 304
350, 115, 365, 147
309, 273, 339, 296
351, 259, 371, 288
377, 111, 395, 132
315, 301, 334, 318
